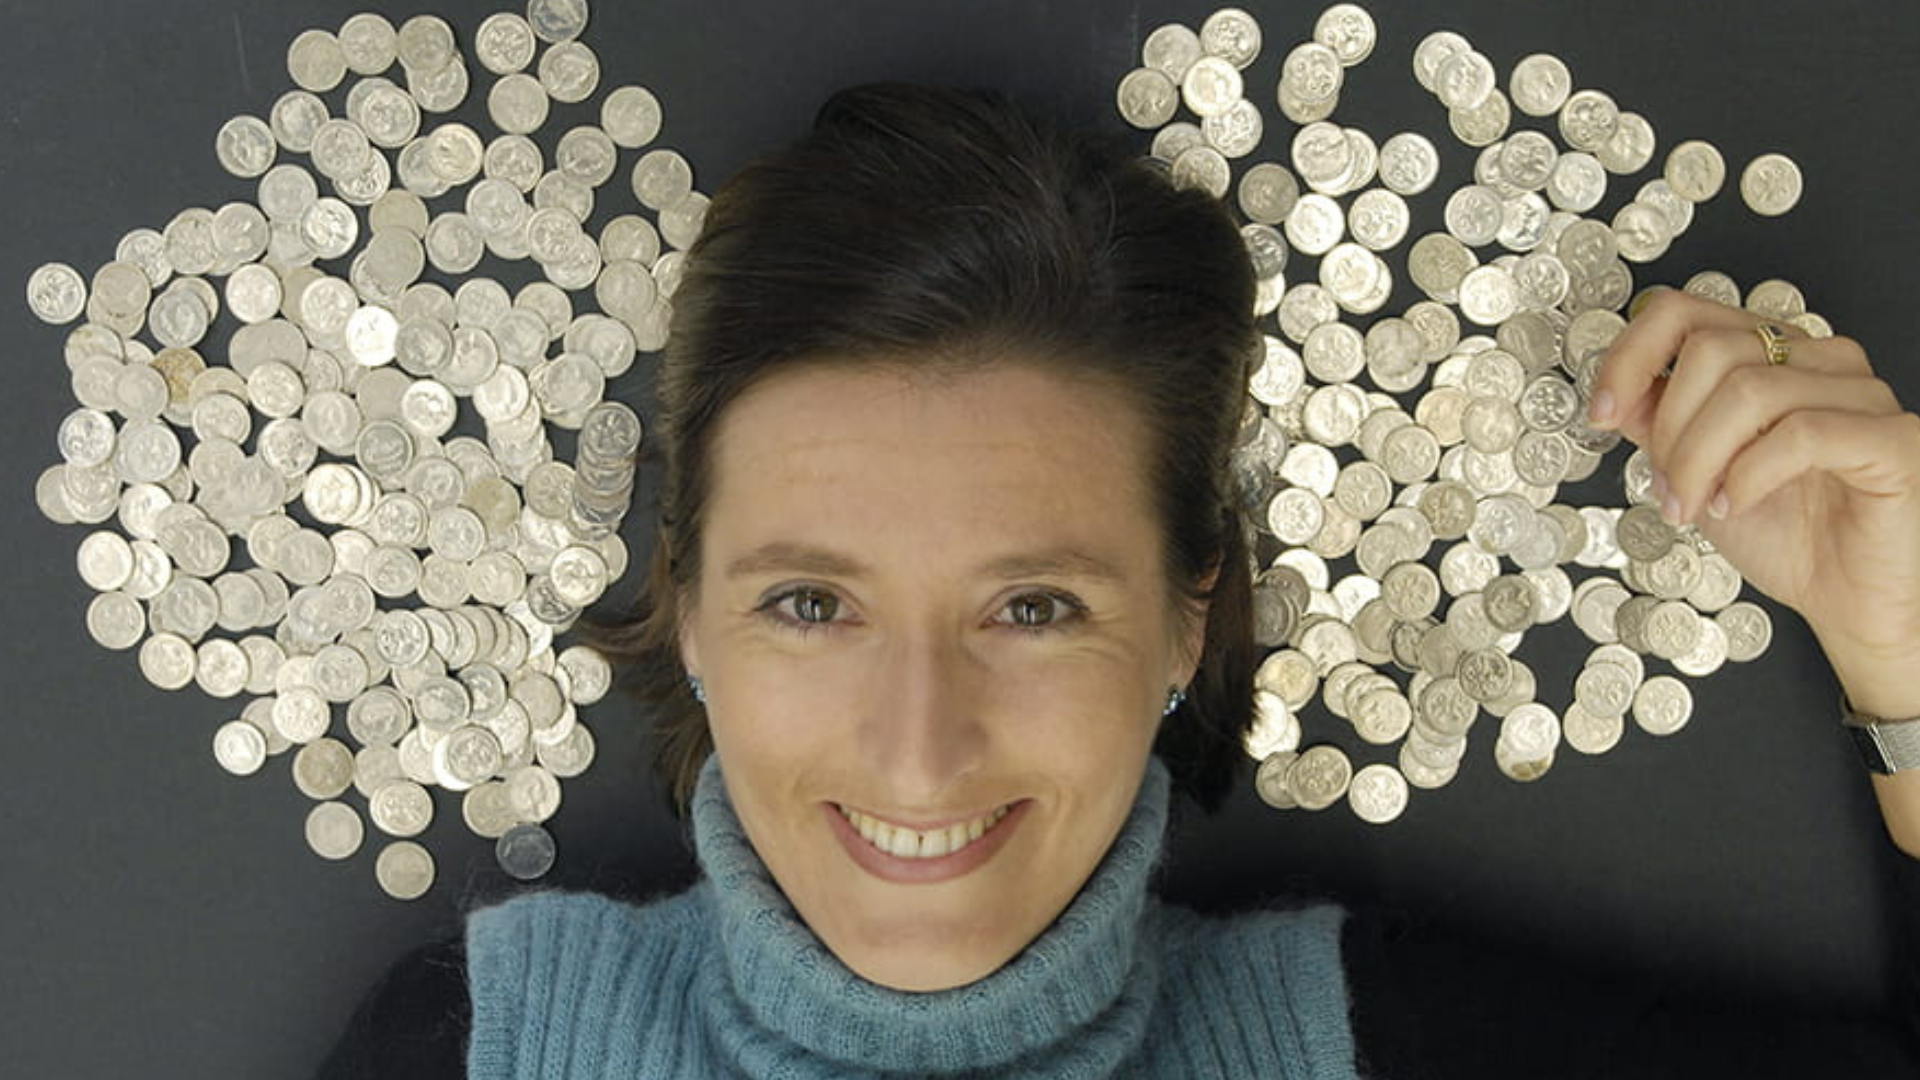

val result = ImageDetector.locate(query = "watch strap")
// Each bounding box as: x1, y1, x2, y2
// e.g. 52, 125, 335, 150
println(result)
1840, 689, 1920, 774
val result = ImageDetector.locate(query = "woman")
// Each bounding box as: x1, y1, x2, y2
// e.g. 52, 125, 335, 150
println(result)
320, 84, 1920, 1077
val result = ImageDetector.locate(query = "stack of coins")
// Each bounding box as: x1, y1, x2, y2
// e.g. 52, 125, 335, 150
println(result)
28, 0, 684, 899
567, 400, 641, 543
1116, 5, 1808, 823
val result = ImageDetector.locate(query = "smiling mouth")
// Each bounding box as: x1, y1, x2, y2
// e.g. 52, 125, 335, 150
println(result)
834, 803, 1016, 860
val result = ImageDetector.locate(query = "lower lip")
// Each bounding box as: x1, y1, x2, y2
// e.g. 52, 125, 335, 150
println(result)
824, 799, 1029, 885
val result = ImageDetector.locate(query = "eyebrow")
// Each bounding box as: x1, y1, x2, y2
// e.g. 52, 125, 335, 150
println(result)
722, 542, 1131, 585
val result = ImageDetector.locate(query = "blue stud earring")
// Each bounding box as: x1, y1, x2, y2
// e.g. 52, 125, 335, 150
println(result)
1162, 686, 1186, 717
688, 675, 705, 704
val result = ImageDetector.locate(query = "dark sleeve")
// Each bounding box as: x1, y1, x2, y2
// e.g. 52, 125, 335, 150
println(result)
1344, 850, 1920, 1080
313, 936, 470, 1080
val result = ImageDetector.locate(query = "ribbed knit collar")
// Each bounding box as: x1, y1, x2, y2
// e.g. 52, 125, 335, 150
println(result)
688, 753, 1173, 1075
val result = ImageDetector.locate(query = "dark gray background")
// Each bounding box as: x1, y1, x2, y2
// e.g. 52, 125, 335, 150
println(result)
3, 1, 1917, 1077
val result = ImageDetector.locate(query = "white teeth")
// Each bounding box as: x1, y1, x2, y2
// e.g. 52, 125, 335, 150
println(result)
839, 802, 1013, 860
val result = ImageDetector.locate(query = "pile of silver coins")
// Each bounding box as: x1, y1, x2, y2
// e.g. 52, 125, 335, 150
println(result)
28, 0, 695, 898
1117, 5, 1804, 824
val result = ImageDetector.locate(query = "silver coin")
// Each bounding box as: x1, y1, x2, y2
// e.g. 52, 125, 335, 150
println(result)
138, 632, 196, 690
293, 737, 355, 799
215, 115, 277, 179
1740, 153, 1803, 217
495, 822, 557, 880
1180, 55, 1242, 118
338, 12, 398, 75
1510, 53, 1572, 117
305, 800, 364, 860
85, 591, 146, 650
27, 262, 87, 324
600, 85, 662, 149
1313, 4, 1376, 66
212, 719, 269, 776
1254, 750, 1301, 810
474, 11, 537, 74
535, 722, 595, 779
1632, 674, 1694, 736
286, 29, 348, 93
1117, 67, 1179, 130
369, 779, 435, 838
538, 40, 600, 104
375, 840, 435, 900
1286, 744, 1353, 811
1347, 763, 1409, 824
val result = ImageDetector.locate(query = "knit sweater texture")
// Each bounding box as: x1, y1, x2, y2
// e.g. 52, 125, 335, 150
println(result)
464, 755, 1358, 1078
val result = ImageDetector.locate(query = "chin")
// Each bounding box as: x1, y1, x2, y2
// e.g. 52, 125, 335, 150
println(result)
837, 926, 1018, 993
808, 878, 1035, 992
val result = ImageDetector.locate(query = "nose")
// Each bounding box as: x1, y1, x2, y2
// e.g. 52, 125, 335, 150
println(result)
856, 620, 990, 803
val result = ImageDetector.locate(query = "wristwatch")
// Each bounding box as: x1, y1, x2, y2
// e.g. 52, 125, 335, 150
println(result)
1840, 690, 1920, 774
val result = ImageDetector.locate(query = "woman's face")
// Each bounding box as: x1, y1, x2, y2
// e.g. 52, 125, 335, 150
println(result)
679, 358, 1205, 992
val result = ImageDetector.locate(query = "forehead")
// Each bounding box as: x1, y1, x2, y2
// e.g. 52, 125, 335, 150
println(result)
703, 359, 1159, 564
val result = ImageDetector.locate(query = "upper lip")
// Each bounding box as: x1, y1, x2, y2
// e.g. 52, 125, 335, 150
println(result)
833, 799, 1021, 832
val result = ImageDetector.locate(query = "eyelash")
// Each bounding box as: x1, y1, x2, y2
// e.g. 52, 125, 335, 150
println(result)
754, 587, 1088, 638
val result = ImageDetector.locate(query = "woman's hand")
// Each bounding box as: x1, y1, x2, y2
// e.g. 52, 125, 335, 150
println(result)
1589, 287, 1920, 853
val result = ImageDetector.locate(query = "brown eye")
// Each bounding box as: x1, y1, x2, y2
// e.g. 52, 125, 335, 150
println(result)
791, 589, 838, 624
1008, 594, 1057, 627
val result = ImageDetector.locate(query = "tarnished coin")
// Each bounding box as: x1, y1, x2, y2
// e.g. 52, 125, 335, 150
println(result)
305, 800, 364, 860
1117, 68, 1179, 130
375, 840, 435, 900
293, 737, 355, 800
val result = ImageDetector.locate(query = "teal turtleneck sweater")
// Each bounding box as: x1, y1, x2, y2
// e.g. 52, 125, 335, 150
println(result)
463, 755, 1358, 1078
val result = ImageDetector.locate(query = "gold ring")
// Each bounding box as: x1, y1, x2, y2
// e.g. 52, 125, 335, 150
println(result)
1755, 322, 1792, 366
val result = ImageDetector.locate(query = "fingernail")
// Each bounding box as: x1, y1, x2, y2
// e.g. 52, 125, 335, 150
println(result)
1708, 490, 1729, 519
1588, 389, 1616, 427
1660, 492, 1683, 526
1649, 468, 1668, 504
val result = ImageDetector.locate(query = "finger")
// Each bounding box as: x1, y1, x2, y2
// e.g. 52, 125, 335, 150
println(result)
1634, 328, 1751, 458
1660, 370, 1905, 523
1641, 329, 1890, 468
1588, 290, 1763, 431
1608, 319, 1873, 455
1715, 408, 1920, 521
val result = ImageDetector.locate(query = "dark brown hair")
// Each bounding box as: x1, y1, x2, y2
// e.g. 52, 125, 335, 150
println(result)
595, 84, 1259, 814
